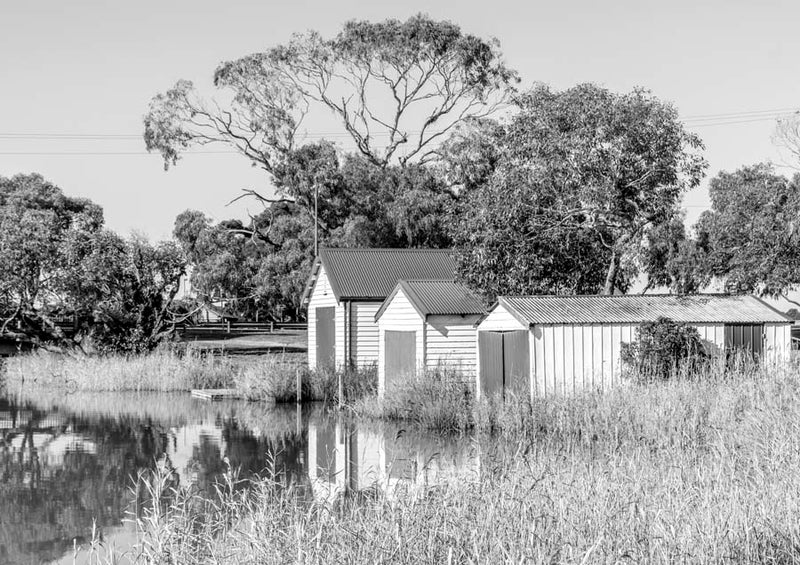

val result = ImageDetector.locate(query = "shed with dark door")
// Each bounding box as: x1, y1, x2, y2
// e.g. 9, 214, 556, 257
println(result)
302, 248, 457, 370
475, 294, 792, 400
375, 280, 486, 398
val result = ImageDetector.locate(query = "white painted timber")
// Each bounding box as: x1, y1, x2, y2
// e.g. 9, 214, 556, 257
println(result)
307, 265, 344, 369
426, 314, 482, 379
352, 302, 381, 368
377, 287, 425, 396
478, 303, 526, 331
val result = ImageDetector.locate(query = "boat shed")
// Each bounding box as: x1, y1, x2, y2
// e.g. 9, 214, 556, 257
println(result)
375, 280, 485, 398
303, 248, 456, 370
475, 294, 792, 399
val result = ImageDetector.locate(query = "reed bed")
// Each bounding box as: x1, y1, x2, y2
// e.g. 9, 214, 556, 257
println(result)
234, 360, 377, 404
3, 348, 235, 393
94, 366, 800, 564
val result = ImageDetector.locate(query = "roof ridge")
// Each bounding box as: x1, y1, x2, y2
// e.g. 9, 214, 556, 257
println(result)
503, 293, 739, 299
320, 247, 453, 253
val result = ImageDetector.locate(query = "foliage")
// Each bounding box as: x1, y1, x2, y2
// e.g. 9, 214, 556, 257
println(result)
0, 173, 103, 347
449, 83, 706, 298
642, 216, 709, 294
696, 163, 800, 297
144, 14, 517, 171
0, 173, 187, 352
620, 317, 708, 382
175, 149, 455, 321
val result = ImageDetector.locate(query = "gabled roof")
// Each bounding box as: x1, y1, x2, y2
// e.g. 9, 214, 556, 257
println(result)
375, 280, 486, 322
497, 294, 791, 326
304, 248, 456, 303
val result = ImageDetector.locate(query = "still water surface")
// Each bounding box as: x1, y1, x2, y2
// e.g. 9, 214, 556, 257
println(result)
0, 390, 478, 565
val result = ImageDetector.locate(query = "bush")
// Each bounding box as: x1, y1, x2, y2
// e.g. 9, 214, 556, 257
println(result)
621, 317, 708, 382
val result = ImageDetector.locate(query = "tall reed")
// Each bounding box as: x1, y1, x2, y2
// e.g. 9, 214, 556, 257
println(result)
90, 366, 800, 564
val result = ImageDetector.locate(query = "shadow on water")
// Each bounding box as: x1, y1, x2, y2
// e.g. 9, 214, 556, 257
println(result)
0, 389, 479, 564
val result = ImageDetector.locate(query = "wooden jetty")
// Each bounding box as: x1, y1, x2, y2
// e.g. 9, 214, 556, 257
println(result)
190, 389, 241, 401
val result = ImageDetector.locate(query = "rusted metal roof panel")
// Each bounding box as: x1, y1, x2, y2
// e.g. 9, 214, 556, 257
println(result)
402, 280, 486, 316
500, 295, 791, 325
320, 248, 456, 300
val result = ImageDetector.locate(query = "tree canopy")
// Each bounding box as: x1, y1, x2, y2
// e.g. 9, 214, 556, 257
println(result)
144, 14, 517, 172
449, 83, 707, 299
696, 163, 800, 297
0, 174, 186, 352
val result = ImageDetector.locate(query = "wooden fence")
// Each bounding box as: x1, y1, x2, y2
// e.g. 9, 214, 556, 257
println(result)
180, 321, 307, 338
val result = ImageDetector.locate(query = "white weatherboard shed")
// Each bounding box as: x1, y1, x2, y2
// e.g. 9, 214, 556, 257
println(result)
374, 280, 485, 398
476, 294, 792, 399
303, 248, 457, 370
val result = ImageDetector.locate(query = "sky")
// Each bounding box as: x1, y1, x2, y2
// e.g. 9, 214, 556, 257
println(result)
1, 0, 799, 241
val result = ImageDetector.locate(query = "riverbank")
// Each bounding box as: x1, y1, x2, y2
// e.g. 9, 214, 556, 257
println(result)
1, 349, 375, 404
105, 367, 800, 563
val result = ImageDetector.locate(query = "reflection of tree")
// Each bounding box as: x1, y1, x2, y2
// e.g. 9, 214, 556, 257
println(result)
0, 397, 310, 564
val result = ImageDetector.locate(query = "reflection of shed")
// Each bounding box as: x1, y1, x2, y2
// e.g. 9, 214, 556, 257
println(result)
476, 294, 792, 399
375, 280, 485, 397
303, 249, 457, 370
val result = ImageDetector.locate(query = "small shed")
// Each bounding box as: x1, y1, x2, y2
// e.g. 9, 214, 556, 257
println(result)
303, 248, 457, 370
476, 294, 792, 399
375, 280, 485, 398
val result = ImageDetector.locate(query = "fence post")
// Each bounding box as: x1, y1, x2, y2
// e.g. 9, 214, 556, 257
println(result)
296, 368, 302, 404
270, 321, 274, 333
338, 371, 344, 409
226, 320, 231, 334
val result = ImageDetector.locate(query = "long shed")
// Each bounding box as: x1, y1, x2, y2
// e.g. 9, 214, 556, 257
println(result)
374, 280, 485, 397
303, 248, 457, 370
476, 294, 792, 399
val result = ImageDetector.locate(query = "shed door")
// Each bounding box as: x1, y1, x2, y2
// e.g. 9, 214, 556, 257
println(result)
479, 332, 504, 396
503, 330, 530, 397
385, 330, 416, 391
725, 324, 763, 360
315, 307, 336, 370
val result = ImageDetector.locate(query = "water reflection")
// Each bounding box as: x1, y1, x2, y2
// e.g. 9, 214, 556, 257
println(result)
0, 391, 477, 564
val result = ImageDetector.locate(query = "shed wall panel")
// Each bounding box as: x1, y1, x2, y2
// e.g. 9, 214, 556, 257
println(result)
377, 288, 425, 397
764, 323, 791, 364
352, 302, 381, 368
426, 315, 481, 377
308, 266, 343, 369
479, 304, 526, 331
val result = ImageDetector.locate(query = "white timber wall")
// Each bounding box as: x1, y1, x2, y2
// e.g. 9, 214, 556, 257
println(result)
426, 314, 482, 379
307, 266, 345, 369
377, 287, 425, 396
352, 302, 381, 368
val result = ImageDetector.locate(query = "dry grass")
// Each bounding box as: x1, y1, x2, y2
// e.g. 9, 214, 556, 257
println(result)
2, 348, 235, 393
85, 365, 800, 564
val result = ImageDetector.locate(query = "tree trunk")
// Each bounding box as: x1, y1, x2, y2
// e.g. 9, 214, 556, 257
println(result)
603, 249, 619, 295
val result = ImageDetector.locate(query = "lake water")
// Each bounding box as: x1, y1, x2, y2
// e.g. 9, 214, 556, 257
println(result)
0, 390, 479, 565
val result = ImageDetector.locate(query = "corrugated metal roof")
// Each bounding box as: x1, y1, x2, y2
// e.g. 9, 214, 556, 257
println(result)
319, 248, 456, 300
402, 280, 486, 316
500, 294, 791, 325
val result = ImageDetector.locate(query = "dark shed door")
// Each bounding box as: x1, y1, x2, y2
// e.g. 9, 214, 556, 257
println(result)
725, 324, 763, 360
479, 331, 504, 396
385, 330, 416, 391
503, 330, 530, 397
316, 307, 336, 370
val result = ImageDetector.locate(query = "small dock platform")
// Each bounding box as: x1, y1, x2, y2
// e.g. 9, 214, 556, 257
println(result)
191, 389, 241, 401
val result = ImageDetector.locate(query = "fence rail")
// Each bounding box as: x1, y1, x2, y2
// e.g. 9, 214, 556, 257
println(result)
180, 321, 307, 337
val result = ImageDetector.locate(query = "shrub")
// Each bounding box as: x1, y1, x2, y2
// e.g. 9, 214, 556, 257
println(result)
620, 317, 708, 382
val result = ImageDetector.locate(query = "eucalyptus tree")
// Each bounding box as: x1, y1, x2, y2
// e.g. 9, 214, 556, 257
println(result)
450, 83, 707, 298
